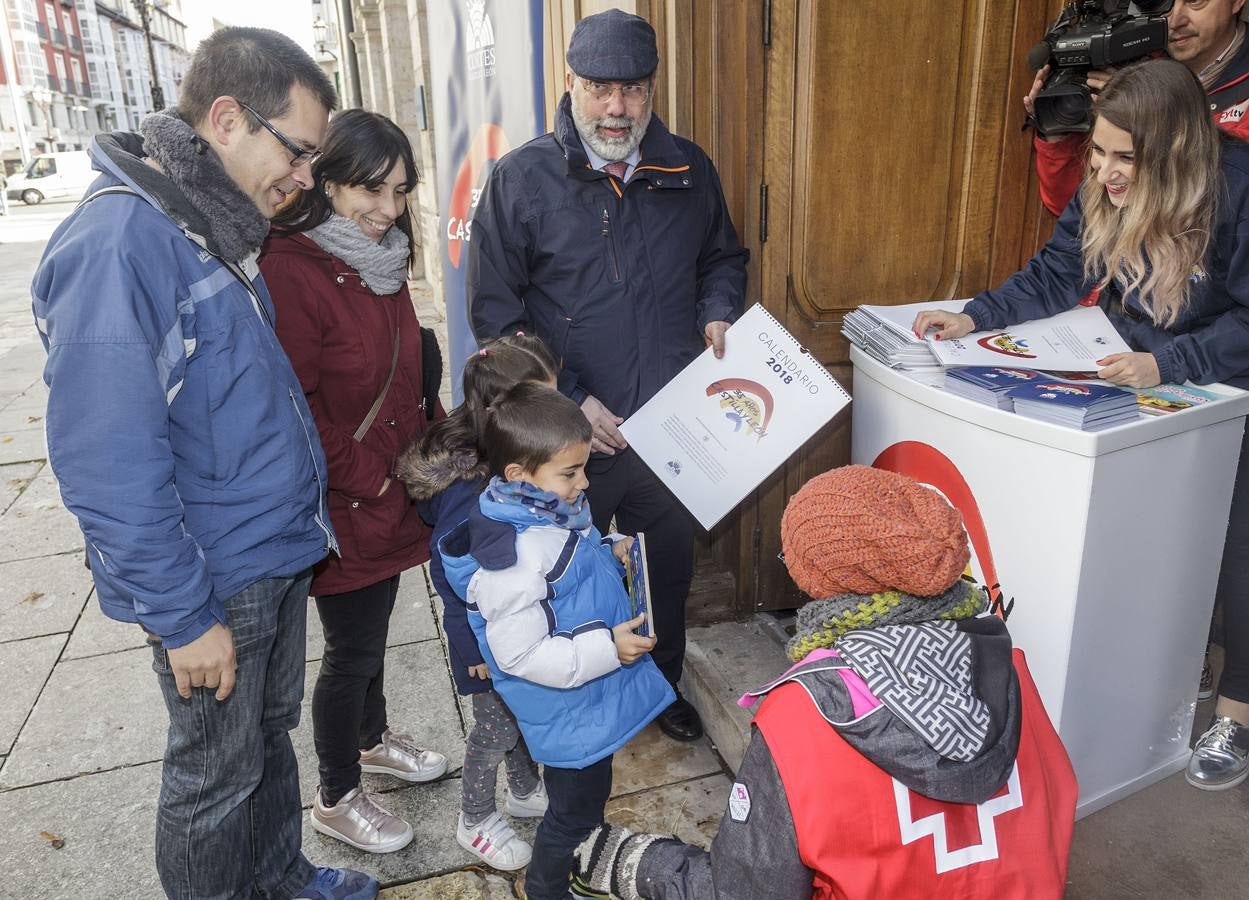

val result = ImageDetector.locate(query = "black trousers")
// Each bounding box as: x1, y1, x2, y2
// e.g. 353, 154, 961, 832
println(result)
311, 574, 400, 805
524, 754, 614, 900
586, 448, 695, 687
1215, 422, 1249, 703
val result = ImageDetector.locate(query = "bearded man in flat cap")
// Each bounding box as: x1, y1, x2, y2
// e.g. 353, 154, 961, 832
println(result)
469, 8, 748, 746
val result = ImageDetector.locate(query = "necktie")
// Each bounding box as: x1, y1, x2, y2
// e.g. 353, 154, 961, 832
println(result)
603, 160, 628, 181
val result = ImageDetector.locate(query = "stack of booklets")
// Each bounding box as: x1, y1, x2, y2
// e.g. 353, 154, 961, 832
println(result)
1006, 381, 1140, 431
1134, 384, 1221, 416
841, 303, 947, 385
945, 366, 1047, 409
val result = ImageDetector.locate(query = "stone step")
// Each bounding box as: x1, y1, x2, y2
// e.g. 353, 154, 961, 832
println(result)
678, 614, 791, 773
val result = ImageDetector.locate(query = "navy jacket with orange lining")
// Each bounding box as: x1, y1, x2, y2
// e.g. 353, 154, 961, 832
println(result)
467, 93, 748, 419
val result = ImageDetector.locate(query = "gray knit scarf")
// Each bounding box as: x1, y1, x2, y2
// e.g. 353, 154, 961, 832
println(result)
139, 111, 269, 264
306, 213, 410, 296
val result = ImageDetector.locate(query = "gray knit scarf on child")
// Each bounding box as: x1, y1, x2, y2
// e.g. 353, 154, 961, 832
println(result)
306, 213, 410, 296
139, 110, 269, 264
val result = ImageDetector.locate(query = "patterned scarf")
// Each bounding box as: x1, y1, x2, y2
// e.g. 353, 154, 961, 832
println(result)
838, 620, 992, 761
484, 475, 592, 531
786, 577, 986, 662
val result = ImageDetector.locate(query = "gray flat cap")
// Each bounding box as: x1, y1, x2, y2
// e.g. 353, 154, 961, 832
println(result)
566, 9, 658, 82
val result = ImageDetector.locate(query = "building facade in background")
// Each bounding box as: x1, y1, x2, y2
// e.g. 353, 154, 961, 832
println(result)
0, 0, 190, 176
337, 0, 436, 285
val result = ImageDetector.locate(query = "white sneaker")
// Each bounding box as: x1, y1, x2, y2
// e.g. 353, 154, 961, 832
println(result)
456, 811, 533, 871
359, 728, 448, 783
505, 780, 549, 818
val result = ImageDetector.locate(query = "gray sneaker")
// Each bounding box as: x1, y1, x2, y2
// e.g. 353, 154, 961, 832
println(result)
1186, 716, 1249, 791
359, 729, 448, 783
311, 787, 413, 854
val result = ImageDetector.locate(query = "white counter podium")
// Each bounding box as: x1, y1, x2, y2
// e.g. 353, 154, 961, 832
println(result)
849, 346, 1249, 817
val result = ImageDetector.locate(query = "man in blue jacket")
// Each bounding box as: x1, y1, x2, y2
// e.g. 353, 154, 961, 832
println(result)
31, 28, 375, 900
468, 9, 748, 743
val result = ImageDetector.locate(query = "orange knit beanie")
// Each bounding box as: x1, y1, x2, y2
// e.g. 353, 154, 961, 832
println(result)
780, 465, 969, 598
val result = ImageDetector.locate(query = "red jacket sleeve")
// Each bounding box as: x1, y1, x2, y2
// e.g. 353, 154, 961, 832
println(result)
1035, 133, 1086, 217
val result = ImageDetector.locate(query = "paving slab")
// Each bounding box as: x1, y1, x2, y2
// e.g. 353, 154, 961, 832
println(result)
381, 870, 518, 899
0, 760, 164, 900
0, 399, 47, 426
604, 773, 729, 850
0, 553, 92, 644
62, 593, 147, 660
0, 369, 39, 396
682, 618, 788, 772
300, 772, 477, 885
0, 459, 39, 512
0, 342, 49, 379
0, 425, 44, 465
0, 633, 65, 755
612, 722, 723, 796
1067, 770, 1249, 900
0, 645, 163, 789
0, 473, 83, 563
306, 568, 439, 662
294, 638, 466, 807
0, 383, 47, 420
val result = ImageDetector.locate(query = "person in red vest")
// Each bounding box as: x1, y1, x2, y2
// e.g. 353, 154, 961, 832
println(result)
572, 465, 1078, 900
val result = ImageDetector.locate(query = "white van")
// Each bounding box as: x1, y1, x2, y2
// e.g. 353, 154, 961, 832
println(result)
6, 151, 95, 205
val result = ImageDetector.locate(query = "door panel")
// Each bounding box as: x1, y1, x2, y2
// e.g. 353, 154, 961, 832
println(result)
539, 0, 1061, 616
750, 0, 1059, 610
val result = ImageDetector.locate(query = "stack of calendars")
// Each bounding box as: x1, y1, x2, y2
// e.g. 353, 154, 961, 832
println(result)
841, 305, 944, 384
945, 366, 1047, 409
1007, 381, 1139, 431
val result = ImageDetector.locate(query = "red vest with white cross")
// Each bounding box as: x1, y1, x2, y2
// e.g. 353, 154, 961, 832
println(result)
752, 650, 1077, 900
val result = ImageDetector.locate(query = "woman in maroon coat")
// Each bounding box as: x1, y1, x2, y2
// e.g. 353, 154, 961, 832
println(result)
263, 109, 448, 854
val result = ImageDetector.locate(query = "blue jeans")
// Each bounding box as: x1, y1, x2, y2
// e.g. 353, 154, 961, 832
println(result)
150, 573, 316, 900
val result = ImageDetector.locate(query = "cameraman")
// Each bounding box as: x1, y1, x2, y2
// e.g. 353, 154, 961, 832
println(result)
1026, 0, 1249, 215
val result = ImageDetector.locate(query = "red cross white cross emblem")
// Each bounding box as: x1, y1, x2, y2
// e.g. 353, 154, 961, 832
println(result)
892, 763, 1024, 874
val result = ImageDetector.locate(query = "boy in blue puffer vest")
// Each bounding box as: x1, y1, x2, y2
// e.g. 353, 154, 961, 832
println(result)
440, 382, 674, 900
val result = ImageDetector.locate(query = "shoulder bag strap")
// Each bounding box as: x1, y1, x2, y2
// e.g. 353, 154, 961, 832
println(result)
354, 327, 401, 442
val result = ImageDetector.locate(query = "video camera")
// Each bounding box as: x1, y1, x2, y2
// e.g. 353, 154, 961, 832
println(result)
1029, 0, 1174, 137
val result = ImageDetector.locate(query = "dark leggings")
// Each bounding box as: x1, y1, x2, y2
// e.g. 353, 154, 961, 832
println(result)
312, 574, 399, 805
1215, 422, 1249, 703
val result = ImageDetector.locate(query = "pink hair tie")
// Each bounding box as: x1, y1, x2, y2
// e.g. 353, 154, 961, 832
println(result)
515, 331, 525, 336
478, 349, 489, 357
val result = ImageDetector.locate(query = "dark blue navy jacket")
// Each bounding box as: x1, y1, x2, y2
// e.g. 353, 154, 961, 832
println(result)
965, 138, 1249, 387
398, 444, 492, 696
420, 478, 490, 696
467, 94, 748, 418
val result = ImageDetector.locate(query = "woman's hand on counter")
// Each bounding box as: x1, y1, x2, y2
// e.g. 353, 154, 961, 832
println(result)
1096, 352, 1160, 389
912, 311, 976, 341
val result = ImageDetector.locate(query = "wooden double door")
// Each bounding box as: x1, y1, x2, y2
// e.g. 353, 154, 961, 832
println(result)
544, 0, 1063, 617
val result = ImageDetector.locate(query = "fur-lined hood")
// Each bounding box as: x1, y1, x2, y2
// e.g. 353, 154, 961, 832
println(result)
396, 444, 490, 501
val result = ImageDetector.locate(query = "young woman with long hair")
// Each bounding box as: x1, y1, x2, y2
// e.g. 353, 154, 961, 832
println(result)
260, 109, 448, 853
915, 57, 1249, 791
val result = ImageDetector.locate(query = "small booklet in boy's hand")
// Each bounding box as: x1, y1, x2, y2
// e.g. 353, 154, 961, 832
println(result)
624, 533, 656, 641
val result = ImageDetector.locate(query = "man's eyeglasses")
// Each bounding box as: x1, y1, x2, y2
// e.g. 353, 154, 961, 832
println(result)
579, 78, 652, 104
238, 101, 322, 168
